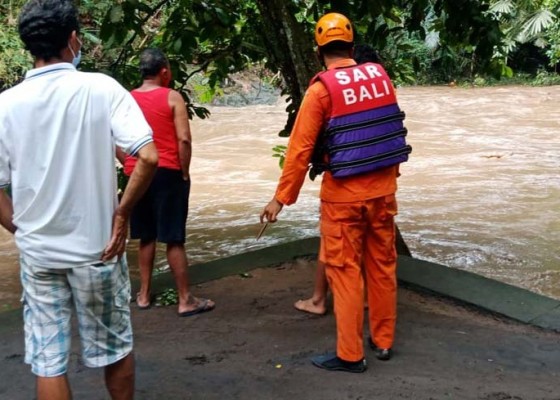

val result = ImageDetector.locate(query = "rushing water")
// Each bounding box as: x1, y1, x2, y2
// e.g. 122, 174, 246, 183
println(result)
1, 85, 559, 309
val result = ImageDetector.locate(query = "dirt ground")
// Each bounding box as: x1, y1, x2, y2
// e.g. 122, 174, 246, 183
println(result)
1, 258, 559, 400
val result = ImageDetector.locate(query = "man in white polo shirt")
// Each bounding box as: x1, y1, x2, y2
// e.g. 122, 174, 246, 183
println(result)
0, 1, 158, 399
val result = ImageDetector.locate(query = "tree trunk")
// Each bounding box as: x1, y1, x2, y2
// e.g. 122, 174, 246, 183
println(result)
254, 0, 321, 135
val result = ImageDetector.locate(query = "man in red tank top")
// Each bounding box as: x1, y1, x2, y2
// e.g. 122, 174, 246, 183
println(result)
117, 49, 215, 317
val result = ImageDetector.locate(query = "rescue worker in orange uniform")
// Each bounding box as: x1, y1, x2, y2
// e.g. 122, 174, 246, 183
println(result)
260, 13, 411, 373
293, 43, 385, 317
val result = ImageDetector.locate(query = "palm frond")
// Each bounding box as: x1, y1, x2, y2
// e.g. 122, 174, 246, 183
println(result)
519, 9, 556, 40
534, 37, 548, 48
502, 37, 517, 54
489, 0, 515, 15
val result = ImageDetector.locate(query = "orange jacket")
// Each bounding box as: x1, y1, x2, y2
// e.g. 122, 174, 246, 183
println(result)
275, 58, 398, 205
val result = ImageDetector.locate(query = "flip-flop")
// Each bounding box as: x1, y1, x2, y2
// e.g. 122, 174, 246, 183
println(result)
178, 298, 215, 317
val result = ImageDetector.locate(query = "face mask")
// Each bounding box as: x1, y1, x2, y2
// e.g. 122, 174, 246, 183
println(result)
68, 39, 82, 67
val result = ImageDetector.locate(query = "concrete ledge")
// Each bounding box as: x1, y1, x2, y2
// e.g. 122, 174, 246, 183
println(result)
397, 255, 560, 332
148, 237, 321, 294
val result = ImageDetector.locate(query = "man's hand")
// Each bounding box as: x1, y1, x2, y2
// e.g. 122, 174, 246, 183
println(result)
260, 198, 284, 223
0, 189, 16, 234
102, 208, 128, 261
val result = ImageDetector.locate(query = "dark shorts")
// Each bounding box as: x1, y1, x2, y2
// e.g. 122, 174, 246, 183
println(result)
130, 168, 190, 244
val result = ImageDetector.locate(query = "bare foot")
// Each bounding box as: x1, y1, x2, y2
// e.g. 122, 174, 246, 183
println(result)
294, 298, 326, 316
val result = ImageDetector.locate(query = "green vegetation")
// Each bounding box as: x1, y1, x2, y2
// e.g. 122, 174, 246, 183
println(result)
0, 0, 31, 91
462, 69, 560, 87
488, 0, 560, 72
272, 145, 288, 169
154, 288, 179, 306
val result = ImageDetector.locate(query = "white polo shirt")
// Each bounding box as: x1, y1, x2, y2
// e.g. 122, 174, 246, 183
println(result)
0, 63, 153, 268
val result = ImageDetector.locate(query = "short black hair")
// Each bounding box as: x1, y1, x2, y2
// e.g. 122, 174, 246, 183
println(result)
139, 48, 169, 79
354, 44, 382, 65
318, 40, 354, 58
18, 0, 80, 61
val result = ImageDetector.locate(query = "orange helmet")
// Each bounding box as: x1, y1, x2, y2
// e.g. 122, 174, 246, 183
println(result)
315, 12, 353, 47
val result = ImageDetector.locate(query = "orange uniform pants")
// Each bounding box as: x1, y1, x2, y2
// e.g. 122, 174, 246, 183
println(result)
319, 194, 398, 362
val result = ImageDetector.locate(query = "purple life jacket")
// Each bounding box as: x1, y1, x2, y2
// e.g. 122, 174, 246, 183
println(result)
311, 63, 411, 179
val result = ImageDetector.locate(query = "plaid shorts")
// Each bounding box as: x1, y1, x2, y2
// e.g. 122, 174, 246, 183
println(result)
20, 256, 133, 377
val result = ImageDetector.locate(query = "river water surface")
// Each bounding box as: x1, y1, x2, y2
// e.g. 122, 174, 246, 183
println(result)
0, 85, 559, 309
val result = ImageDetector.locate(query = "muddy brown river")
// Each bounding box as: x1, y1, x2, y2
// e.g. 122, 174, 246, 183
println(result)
0, 85, 559, 309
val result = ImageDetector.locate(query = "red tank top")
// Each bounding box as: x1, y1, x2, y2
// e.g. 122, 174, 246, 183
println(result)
124, 87, 180, 175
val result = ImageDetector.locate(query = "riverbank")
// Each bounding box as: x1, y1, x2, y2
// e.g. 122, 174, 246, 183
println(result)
1, 239, 559, 399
